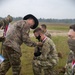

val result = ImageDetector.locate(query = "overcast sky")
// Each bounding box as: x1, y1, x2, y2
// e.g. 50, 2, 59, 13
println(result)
0, 0, 75, 19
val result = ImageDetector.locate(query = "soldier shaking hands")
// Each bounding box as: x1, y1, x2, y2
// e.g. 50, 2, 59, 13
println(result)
0, 14, 42, 75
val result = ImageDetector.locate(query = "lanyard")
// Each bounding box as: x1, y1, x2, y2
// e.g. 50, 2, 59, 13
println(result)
42, 37, 47, 43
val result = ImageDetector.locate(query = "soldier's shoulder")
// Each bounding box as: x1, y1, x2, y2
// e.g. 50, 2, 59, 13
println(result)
13, 20, 26, 26
45, 37, 55, 45
15, 20, 25, 23
45, 31, 51, 36
46, 37, 52, 42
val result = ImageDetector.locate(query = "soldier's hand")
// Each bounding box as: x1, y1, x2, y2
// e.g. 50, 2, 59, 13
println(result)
37, 42, 43, 46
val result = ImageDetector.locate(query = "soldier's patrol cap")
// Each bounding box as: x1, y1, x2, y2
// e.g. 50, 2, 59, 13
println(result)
23, 14, 39, 29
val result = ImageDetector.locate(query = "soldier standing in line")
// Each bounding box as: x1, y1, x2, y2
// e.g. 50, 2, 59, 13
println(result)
0, 15, 13, 42
0, 14, 42, 75
0, 15, 13, 56
64, 24, 75, 75
32, 27, 59, 75
40, 24, 51, 39
0, 15, 13, 30
40, 24, 63, 59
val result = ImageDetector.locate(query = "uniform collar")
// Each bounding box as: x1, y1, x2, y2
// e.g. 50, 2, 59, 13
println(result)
42, 36, 47, 43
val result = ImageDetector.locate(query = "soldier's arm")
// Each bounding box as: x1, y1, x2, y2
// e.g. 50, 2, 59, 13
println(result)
22, 32, 37, 47
37, 42, 50, 60
22, 31, 43, 47
21, 25, 37, 47
47, 33, 51, 39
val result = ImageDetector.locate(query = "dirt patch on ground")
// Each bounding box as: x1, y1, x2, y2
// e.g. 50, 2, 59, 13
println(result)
30, 30, 68, 37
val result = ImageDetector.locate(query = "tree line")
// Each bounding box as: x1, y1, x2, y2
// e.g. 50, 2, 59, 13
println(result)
0, 17, 75, 24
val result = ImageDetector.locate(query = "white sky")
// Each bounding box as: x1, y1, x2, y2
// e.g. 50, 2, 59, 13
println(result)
0, 0, 75, 19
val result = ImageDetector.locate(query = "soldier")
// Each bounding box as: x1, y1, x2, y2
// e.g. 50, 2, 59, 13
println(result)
0, 15, 13, 58
32, 27, 59, 75
0, 14, 41, 75
0, 15, 13, 41
40, 24, 62, 59
40, 24, 51, 39
64, 24, 75, 75
0, 15, 13, 29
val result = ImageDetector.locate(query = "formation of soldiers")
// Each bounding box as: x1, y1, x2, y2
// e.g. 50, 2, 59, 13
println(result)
0, 14, 75, 75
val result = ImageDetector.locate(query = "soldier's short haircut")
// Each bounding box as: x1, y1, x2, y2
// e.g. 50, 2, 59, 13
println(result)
33, 27, 43, 33
41, 24, 47, 29
70, 24, 75, 31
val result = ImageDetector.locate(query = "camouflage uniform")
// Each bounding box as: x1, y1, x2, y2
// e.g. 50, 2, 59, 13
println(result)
0, 15, 13, 29
0, 20, 37, 75
64, 39, 75, 75
32, 37, 58, 75
0, 46, 21, 75
45, 31, 51, 39
0, 15, 13, 41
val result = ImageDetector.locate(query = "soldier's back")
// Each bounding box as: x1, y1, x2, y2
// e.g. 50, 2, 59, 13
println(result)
45, 31, 51, 39
3, 20, 30, 53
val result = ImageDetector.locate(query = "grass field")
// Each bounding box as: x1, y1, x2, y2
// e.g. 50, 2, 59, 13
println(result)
39, 23, 70, 31
0, 23, 71, 75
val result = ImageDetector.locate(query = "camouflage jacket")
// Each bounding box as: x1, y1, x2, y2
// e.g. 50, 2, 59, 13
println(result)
0, 18, 12, 29
67, 51, 74, 63
3, 20, 37, 55
67, 39, 75, 63
45, 31, 51, 39
0, 15, 13, 29
0, 19, 10, 42
33, 37, 58, 67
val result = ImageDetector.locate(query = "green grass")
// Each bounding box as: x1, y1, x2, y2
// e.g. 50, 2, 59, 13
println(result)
47, 25, 69, 31
52, 36, 69, 74
39, 23, 70, 31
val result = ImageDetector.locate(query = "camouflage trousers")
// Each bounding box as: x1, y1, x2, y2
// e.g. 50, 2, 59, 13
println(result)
32, 60, 55, 75
0, 46, 21, 75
